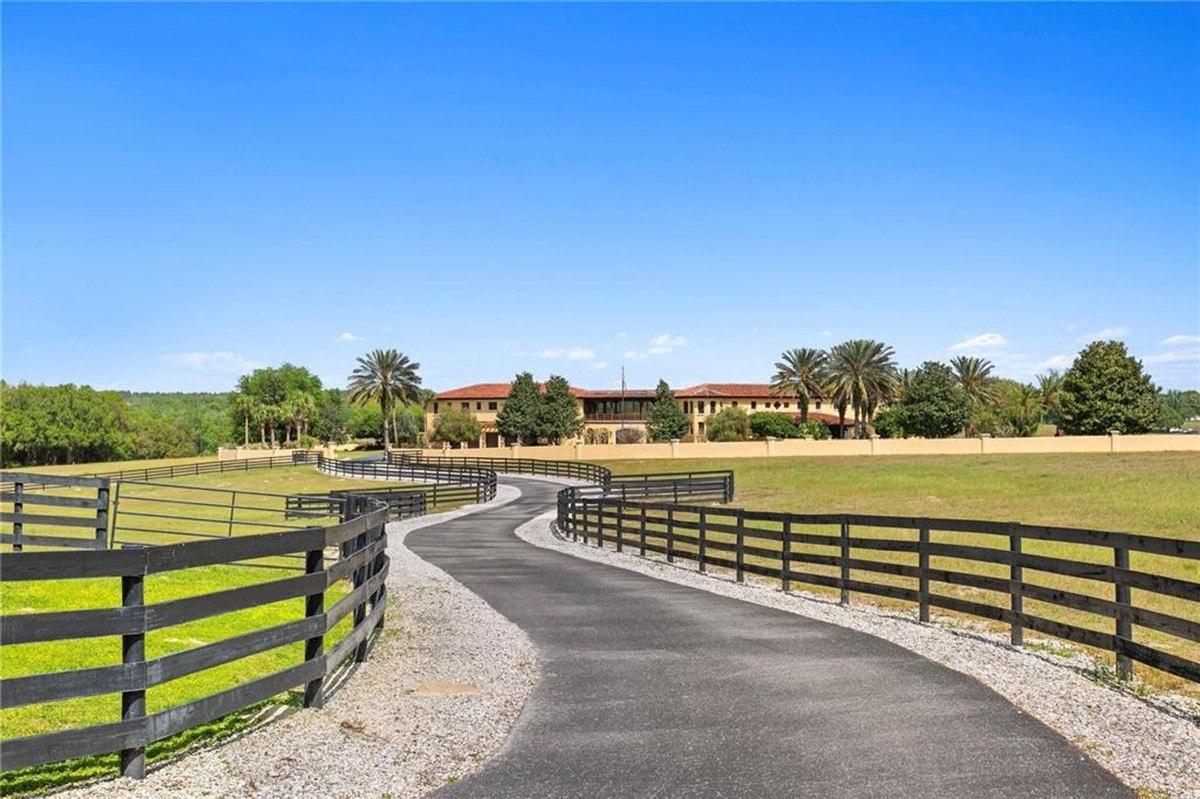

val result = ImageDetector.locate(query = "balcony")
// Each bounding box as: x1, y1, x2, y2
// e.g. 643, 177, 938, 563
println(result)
584, 412, 649, 423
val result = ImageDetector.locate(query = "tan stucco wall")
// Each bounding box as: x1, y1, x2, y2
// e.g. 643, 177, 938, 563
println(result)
430, 434, 1200, 461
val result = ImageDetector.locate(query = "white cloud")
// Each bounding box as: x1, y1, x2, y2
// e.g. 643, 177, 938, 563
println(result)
617, 332, 628, 339
1161, 334, 1200, 347
820, 330, 834, 339
538, 347, 596, 361
623, 333, 687, 360
1144, 348, 1200, 365
950, 333, 1008, 352
162, 351, 259, 373
1036, 355, 1071, 370
588, 361, 609, 371
1075, 326, 1128, 344
623, 350, 646, 361
336, 332, 363, 343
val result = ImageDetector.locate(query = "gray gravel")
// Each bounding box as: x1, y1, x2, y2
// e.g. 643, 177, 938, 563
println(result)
515, 504, 1200, 799
56, 485, 538, 799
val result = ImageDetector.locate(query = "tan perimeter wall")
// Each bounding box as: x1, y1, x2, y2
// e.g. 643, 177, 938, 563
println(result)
430, 434, 1200, 461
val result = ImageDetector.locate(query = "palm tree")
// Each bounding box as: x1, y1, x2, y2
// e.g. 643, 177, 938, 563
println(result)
826, 340, 899, 438
230, 392, 258, 446
1036, 369, 1064, 435
950, 356, 1001, 435
347, 349, 422, 451
770, 348, 828, 423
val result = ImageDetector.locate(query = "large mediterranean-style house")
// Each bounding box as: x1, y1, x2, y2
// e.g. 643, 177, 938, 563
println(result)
425, 382, 855, 448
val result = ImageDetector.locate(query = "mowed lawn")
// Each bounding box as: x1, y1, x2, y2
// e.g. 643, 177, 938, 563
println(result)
600, 453, 1200, 693
0, 466, 408, 792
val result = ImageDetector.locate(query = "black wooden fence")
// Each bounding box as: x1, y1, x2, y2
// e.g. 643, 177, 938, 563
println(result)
0, 486, 390, 778
318, 454, 497, 504
388, 451, 613, 484
0, 472, 111, 550
555, 493, 1200, 685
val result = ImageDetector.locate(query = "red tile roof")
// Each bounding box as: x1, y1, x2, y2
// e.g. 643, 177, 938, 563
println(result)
676, 383, 777, 399
435, 382, 589, 400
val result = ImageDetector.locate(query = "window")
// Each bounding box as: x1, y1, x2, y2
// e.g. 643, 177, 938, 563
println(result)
488, 401, 497, 411
732, 401, 738, 407
751, 401, 757, 410
773, 401, 781, 409
783, 402, 789, 408
476, 402, 482, 411
433, 402, 439, 413
815, 401, 822, 410
461, 402, 469, 410
710, 401, 716, 414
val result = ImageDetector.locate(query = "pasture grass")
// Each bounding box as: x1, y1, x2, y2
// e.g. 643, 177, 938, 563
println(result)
0, 467, 411, 793
599, 452, 1200, 694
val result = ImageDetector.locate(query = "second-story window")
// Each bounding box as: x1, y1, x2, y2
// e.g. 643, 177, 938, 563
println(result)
751, 401, 757, 409
732, 401, 738, 407
433, 402, 439, 413
489, 401, 498, 411
461, 402, 469, 410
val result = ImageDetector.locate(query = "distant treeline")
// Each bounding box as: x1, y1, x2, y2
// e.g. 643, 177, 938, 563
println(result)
0, 380, 420, 467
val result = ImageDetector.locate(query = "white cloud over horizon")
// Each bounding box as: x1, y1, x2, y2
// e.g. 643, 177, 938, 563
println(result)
949, 332, 1008, 351
1161, 334, 1200, 347
1075, 326, 1129, 344
336, 332, 363, 343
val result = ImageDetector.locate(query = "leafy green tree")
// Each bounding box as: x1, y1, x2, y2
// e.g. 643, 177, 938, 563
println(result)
796, 419, 831, 440
432, 407, 482, 446
748, 412, 799, 439
827, 339, 899, 438
540, 375, 584, 444
1158, 389, 1200, 430
312, 389, 352, 444
706, 406, 752, 442
0, 383, 136, 466
771, 348, 828, 423
393, 405, 425, 445
496, 372, 543, 445
1059, 341, 1162, 434
893, 361, 971, 438
996, 383, 1044, 437
950, 356, 1001, 436
645, 380, 689, 442
347, 349, 422, 451
872, 407, 905, 439
348, 403, 385, 441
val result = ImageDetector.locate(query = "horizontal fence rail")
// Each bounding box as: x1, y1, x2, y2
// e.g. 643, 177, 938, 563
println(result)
0, 474, 390, 780
554, 492, 1200, 686
388, 451, 613, 485
0, 472, 111, 551
316, 454, 497, 505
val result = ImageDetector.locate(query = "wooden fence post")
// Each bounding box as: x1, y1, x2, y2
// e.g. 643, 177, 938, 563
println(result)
303, 548, 326, 708
1009, 524, 1023, 647
735, 510, 745, 583
839, 520, 850, 606
581, 501, 589, 546
698, 508, 707, 574
615, 501, 623, 553
918, 524, 930, 623
596, 502, 605, 549
119, 569, 147, 779
666, 507, 675, 563
352, 529, 370, 663
1114, 547, 1132, 680
12, 479, 23, 552
95, 481, 110, 550
639, 505, 647, 557
781, 519, 791, 592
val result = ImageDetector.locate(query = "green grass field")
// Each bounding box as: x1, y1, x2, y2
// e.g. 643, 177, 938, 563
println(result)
600, 452, 1200, 694
0, 466, 412, 794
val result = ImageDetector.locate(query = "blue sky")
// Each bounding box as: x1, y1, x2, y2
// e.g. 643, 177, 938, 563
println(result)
4, 3, 1198, 393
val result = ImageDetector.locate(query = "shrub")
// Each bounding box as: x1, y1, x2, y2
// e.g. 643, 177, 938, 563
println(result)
615, 428, 644, 444
795, 419, 831, 440
295, 434, 319, 450
871, 408, 905, 439
893, 361, 971, 438
432, 407, 482, 445
646, 380, 689, 442
1060, 341, 1161, 434
706, 407, 752, 442
749, 412, 799, 439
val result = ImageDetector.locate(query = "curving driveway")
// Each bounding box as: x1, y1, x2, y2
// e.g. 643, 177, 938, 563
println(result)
407, 476, 1130, 799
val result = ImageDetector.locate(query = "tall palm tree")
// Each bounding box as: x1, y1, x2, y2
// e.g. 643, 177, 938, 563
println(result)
1036, 369, 1064, 435
347, 349, 422, 451
950, 356, 1001, 435
826, 340, 899, 438
230, 392, 258, 446
770, 348, 828, 423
